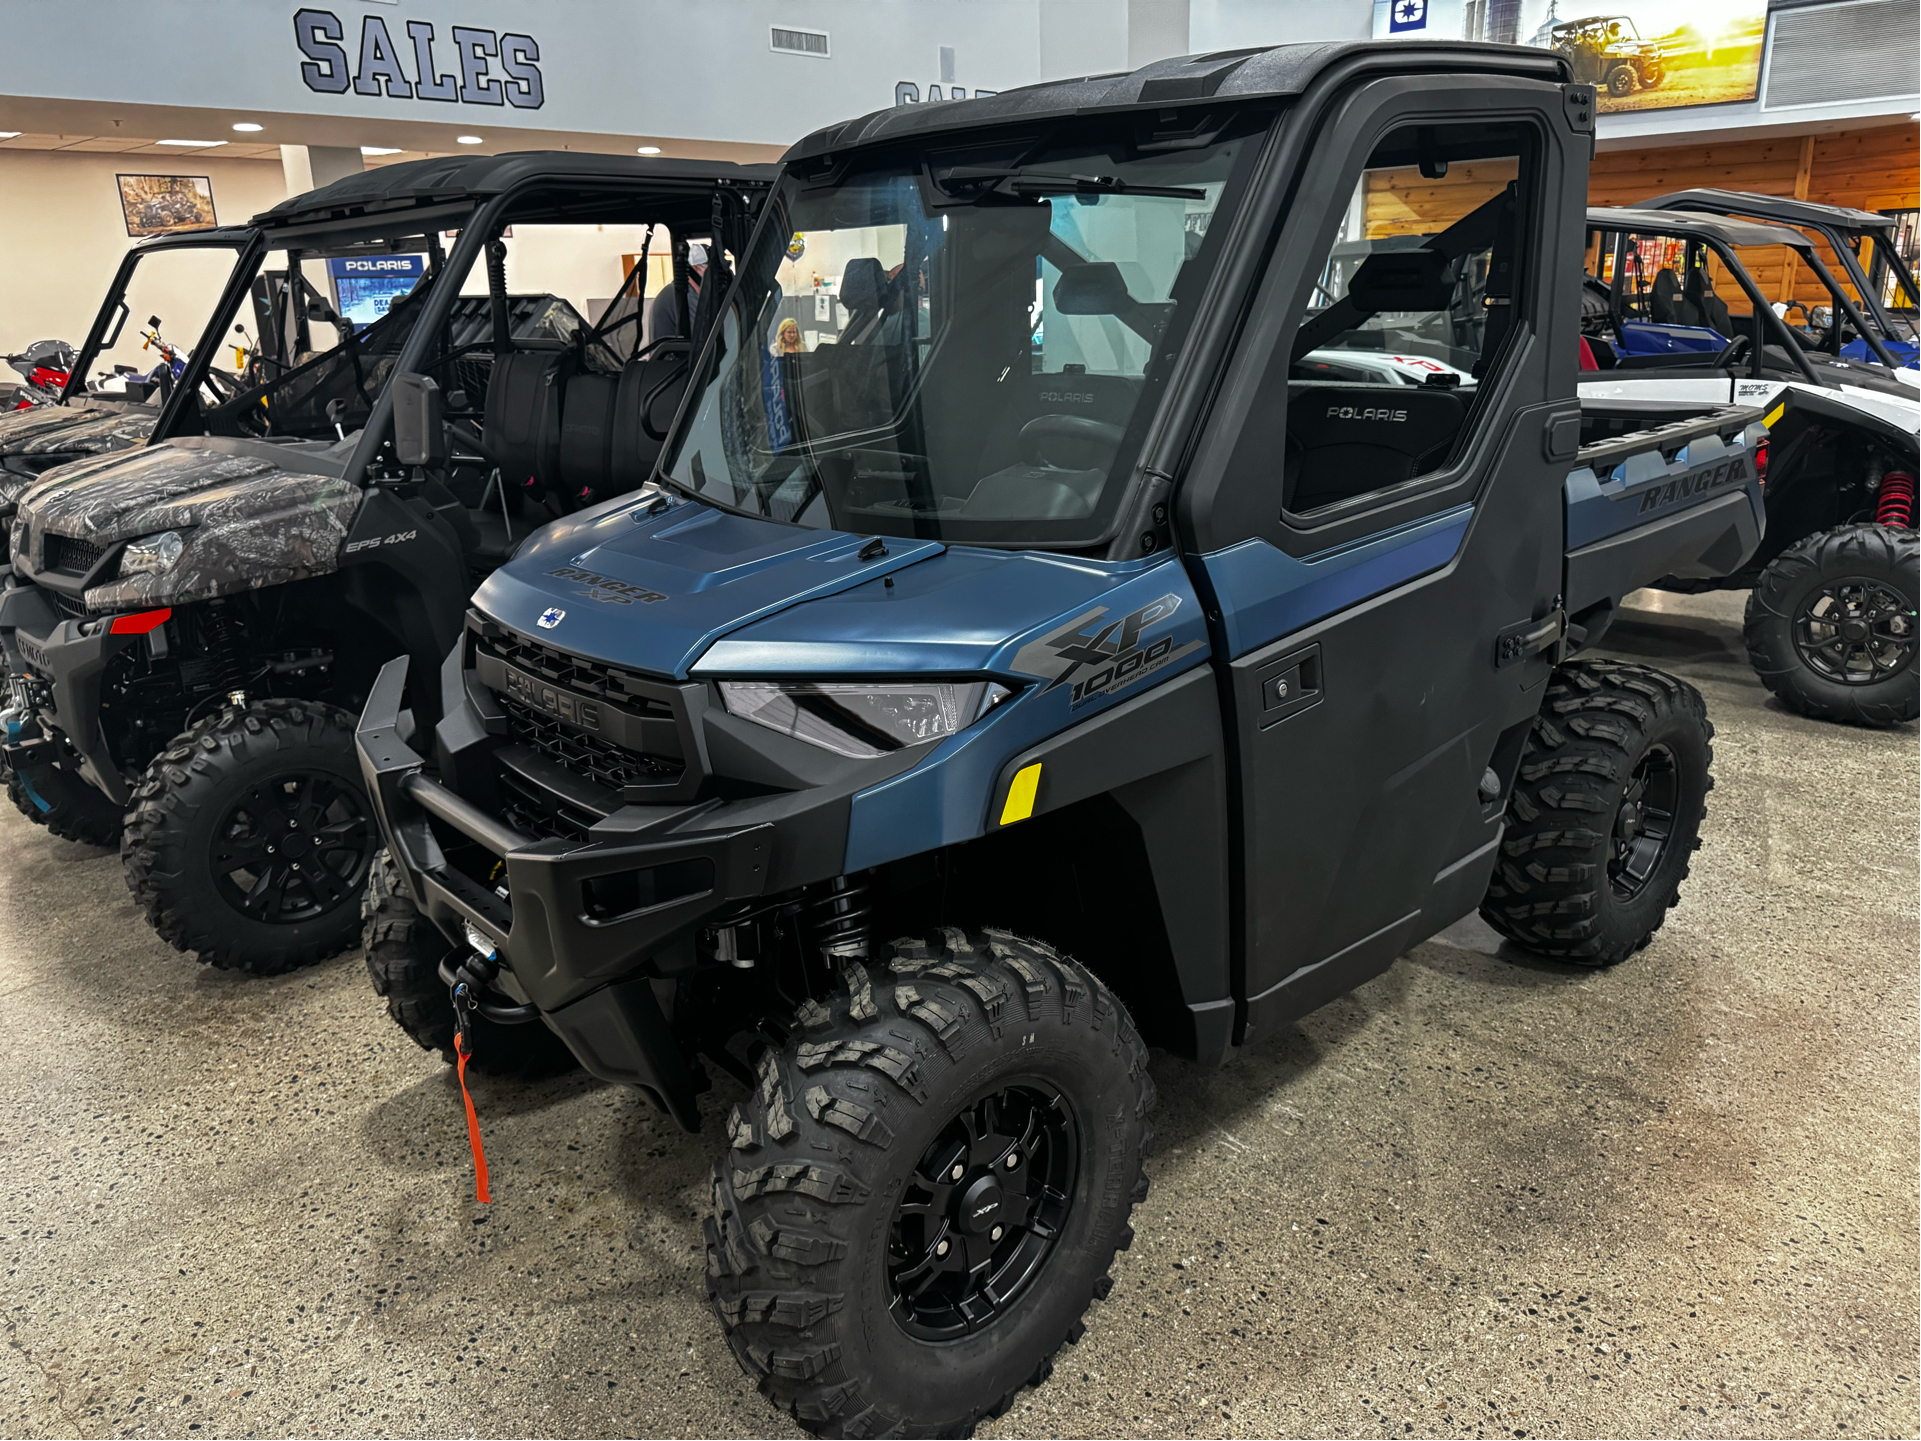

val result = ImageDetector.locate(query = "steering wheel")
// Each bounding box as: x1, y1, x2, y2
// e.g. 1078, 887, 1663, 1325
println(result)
1713, 333, 1753, 372
1018, 414, 1125, 471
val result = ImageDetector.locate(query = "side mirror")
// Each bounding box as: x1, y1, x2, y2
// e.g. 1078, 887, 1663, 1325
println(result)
392, 372, 446, 467
1052, 262, 1134, 315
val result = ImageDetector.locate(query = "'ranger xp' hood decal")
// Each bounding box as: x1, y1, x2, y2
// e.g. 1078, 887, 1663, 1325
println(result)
475, 498, 942, 679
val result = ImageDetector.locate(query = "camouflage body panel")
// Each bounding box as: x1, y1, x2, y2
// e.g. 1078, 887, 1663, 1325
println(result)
0, 401, 157, 516
13, 439, 364, 612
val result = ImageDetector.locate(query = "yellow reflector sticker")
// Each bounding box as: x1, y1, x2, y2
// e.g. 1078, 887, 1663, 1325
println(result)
999, 763, 1042, 826
1762, 402, 1785, 429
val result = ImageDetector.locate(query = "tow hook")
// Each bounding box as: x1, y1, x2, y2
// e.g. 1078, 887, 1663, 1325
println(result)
437, 926, 540, 1025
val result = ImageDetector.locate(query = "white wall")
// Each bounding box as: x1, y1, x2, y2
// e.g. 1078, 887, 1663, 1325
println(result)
0, 150, 286, 364
1190, 0, 1374, 50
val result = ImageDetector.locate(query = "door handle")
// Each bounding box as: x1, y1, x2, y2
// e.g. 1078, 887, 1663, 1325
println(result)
1494, 608, 1563, 669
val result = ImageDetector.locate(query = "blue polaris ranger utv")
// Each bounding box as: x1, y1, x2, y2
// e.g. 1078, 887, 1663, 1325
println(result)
358, 40, 1764, 1436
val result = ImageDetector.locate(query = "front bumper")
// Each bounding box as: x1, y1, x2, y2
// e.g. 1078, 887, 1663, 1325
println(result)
357, 655, 775, 1129
0, 581, 138, 803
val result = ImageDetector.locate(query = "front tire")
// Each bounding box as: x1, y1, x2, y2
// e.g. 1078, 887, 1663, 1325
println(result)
706, 928, 1155, 1437
122, 699, 378, 973
1481, 660, 1713, 965
1606, 64, 1636, 96
362, 849, 577, 1076
7, 752, 123, 846
1743, 523, 1919, 726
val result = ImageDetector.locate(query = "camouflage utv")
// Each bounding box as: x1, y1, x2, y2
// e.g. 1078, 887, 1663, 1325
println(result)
1550, 16, 1666, 98
1, 153, 769, 971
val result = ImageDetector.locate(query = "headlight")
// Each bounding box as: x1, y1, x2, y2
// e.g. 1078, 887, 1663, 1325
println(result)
718, 679, 1011, 759
120, 530, 184, 574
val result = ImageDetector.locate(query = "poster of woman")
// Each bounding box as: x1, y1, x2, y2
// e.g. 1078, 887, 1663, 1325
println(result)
1373, 0, 1768, 112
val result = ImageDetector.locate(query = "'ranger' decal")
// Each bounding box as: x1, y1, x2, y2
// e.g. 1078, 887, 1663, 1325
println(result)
546, 565, 667, 605
1631, 455, 1751, 514
1011, 593, 1204, 707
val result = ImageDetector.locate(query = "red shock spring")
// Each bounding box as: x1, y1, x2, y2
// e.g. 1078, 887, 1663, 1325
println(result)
1876, 470, 1916, 529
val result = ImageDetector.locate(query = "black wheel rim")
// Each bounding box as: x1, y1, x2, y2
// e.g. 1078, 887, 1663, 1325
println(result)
887, 1081, 1078, 1341
208, 772, 376, 925
1792, 577, 1917, 686
1610, 744, 1679, 901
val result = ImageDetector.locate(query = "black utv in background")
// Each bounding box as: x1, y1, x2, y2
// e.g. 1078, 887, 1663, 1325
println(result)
1, 153, 771, 970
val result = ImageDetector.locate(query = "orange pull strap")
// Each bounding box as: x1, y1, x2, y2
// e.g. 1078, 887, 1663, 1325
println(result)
454, 1033, 492, 1204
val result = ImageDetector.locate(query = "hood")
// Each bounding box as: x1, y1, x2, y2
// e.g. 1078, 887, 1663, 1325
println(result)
473, 497, 943, 679
0, 402, 158, 516
475, 493, 1211, 710
0, 398, 154, 458
12, 437, 362, 613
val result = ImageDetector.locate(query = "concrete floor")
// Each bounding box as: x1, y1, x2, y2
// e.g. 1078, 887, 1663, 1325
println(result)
1, 588, 1915, 1440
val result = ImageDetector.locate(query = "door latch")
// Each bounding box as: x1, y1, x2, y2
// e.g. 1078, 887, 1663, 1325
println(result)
1494, 608, 1564, 669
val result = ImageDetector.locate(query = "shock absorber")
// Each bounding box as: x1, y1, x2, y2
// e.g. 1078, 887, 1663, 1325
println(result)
1876, 469, 1916, 529
808, 875, 872, 961
199, 603, 247, 705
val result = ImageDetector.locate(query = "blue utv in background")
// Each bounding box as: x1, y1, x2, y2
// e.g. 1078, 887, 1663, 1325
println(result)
358, 40, 1767, 1437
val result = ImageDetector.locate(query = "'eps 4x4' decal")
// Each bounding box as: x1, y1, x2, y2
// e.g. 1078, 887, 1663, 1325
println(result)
1011, 593, 1204, 707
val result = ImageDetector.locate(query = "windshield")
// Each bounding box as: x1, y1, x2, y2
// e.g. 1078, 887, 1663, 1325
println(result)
664, 126, 1260, 545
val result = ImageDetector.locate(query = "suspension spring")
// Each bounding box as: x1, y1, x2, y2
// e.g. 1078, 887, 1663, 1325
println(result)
198, 604, 247, 699
807, 875, 873, 961
1876, 470, 1916, 529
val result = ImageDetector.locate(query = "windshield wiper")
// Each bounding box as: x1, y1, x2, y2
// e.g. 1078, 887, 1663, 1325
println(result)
936, 166, 1204, 202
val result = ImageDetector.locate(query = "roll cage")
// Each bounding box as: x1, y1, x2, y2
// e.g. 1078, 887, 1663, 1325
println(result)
1587, 206, 1905, 377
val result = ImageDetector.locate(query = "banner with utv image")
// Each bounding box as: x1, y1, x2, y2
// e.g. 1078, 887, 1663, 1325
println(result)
1372, 0, 1766, 111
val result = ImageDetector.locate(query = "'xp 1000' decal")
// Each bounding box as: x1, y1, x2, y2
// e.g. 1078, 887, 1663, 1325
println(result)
546, 566, 667, 605
1629, 454, 1751, 514
1011, 594, 1204, 707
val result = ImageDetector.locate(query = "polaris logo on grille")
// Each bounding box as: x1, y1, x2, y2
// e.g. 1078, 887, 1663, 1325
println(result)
503, 665, 601, 732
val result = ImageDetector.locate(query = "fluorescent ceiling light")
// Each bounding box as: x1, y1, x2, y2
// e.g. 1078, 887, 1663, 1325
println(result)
361, 146, 402, 156
231, 122, 263, 133
637, 145, 662, 155
456, 135, 483, 145
158, 138, 226, 147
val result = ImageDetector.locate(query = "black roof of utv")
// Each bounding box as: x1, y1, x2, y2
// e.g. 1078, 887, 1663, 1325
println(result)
1587, 205, 1816, 252
1639, 188, 1903, 239
785, 39, 1570, 161
250, 152, 778, 233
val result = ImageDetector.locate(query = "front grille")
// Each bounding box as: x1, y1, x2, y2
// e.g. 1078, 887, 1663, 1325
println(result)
43, 533, 104, 576
496, 768, 596, 844
477, 630, 674, 714
499, 695, 683, 792
47, 590, 90, 621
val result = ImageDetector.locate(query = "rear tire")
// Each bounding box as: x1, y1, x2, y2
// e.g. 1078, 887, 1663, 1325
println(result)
1480, 660, 1713, 965
362, 849, 578, 1076
1743, 523, 1919, 727
705, 928, 1155, 1438
7, 753, 122, 846
1606, 64, 1636, 96
122, 699, 378, 974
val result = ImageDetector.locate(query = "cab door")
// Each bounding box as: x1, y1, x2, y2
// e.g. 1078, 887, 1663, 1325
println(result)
1173, 77, 1591, 1045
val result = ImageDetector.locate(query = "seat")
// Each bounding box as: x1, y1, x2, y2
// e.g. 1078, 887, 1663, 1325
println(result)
1284, 384, 1467, 512
483, 350, 571, 492
1649, 269, 1700, 327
